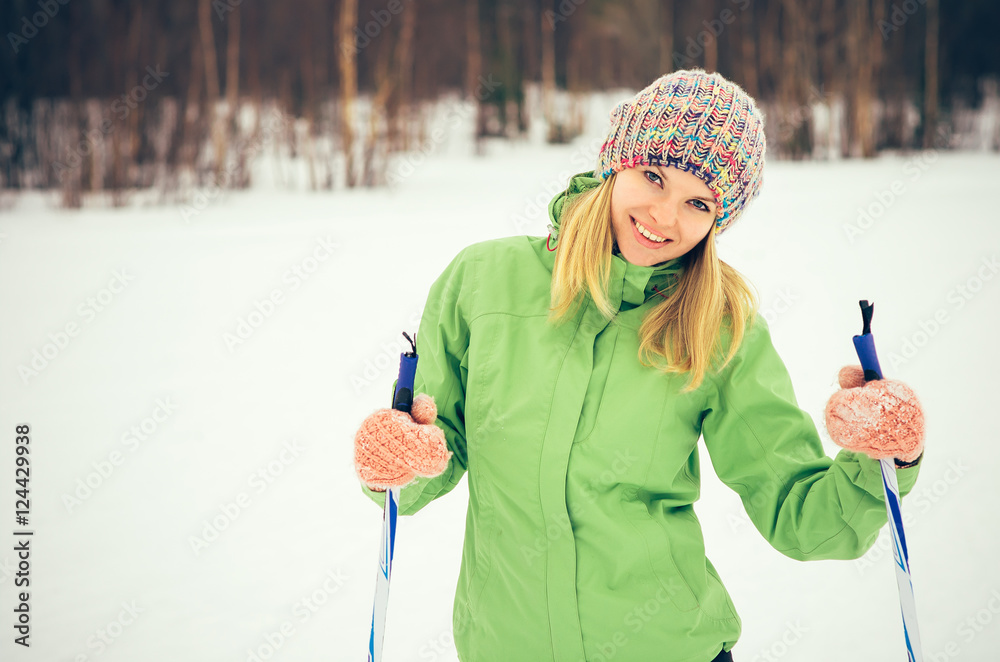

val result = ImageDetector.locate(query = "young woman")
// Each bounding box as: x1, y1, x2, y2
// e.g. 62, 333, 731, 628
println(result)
354, 68, 925, 662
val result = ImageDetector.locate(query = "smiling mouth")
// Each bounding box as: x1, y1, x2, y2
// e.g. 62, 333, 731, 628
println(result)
631, 217, 673, 245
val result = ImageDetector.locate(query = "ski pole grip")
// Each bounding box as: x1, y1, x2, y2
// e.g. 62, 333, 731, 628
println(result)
393, 353, 417, 413
392, 331, 418, 413
852, 300, 884, 382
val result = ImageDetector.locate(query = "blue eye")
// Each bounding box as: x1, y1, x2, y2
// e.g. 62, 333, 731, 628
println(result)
644, 170, 712, 213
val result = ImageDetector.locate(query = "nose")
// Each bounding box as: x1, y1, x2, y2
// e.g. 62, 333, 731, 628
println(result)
649, 199, 679, 229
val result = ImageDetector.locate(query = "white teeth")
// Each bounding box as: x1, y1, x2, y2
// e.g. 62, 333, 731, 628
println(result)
633, 219, 668, 242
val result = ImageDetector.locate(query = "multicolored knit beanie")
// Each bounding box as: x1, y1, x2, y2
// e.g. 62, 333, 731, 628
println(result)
596, 68, 767, 235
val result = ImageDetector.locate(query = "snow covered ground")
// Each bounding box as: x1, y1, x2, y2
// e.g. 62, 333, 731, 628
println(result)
1, 120, 999, 662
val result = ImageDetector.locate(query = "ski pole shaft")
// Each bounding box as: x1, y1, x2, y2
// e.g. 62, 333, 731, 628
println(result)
851, 300, 924, 662
368, 332, 418, 662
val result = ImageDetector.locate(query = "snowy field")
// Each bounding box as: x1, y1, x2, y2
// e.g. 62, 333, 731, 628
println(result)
1, 120, 999, 662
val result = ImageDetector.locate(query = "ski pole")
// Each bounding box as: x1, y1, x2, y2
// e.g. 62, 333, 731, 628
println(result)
367, 331, 418, 662
851, 300, 923, 662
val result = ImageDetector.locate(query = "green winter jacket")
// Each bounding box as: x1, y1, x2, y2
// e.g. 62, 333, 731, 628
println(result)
360, 171, 922, 662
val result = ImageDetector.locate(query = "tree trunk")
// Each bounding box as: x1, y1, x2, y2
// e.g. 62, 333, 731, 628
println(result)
923, 0, 939, 149
226, 4, 241, 129
120, 2, 143, 203
338, 0, 358, 187
523, 2, 538, 83
541, 0, 556, 141
181, 31, 204, 178
659, 0, 674, 75
737, 3, 758, 97
198, 0, 225, 175
867, 0, 886, 156
362, 21, 395, 187
466, 0, 486, 152
847, 0, 877, 157
702, 0, 718, 72
391, 2, 416, 152
779, 0, 814, 159
758, 0, 780, 99
496, 0, 518, 137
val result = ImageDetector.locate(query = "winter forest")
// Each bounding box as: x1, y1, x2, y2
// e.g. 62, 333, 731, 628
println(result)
2, 0, 999, 207
2, 1, 1000, 662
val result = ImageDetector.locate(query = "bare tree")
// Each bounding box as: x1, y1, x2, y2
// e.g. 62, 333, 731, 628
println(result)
923, 0, 939, 148
338, 0, 358, 187
846, 0, 882, 157
659, 0, 675, 75
466, 0, 486, 153
703, 0, 719, 73
541, 1, 557, 141
198, 0, 225, 174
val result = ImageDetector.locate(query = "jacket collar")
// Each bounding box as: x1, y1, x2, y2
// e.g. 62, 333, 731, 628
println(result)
535, 170, 685, 311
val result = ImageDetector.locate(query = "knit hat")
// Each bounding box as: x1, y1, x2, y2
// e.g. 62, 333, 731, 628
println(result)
596, 68, 767, 235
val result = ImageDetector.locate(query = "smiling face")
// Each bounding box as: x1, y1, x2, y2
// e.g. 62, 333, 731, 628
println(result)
609, 164, 719, 267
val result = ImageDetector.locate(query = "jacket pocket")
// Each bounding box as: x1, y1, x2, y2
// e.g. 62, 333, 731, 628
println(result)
703, 559, 740, 622
619, 490, 699, 613
459, 468, 495, 617
670, 508, 739, 623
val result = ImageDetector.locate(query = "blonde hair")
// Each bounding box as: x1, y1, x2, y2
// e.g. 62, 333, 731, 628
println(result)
548, 173, 760, 392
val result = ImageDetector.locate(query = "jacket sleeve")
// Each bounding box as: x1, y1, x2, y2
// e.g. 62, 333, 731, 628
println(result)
700, 313, 922, 561
358, 245, 474, 516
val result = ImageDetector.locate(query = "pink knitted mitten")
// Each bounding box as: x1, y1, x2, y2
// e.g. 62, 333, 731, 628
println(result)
354, 393, 453, 491
823, 365, 925, 463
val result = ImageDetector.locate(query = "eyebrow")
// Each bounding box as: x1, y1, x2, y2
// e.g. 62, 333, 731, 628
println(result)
650, 166, 716, 205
